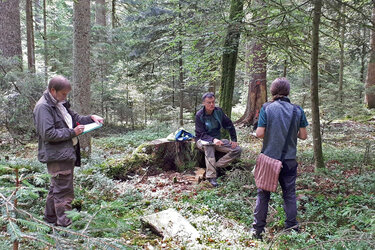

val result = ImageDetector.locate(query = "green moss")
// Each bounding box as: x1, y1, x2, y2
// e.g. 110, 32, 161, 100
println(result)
133, 143, 150, 155
98, 153, 152, 180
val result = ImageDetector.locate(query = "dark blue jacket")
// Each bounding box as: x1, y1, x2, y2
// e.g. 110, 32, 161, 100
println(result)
195, 106, 237, 142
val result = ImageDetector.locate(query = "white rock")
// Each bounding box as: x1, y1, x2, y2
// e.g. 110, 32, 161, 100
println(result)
141, 208, 200, 243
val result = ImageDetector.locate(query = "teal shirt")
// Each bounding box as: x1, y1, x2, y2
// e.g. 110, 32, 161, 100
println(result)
203, 113, 221, 139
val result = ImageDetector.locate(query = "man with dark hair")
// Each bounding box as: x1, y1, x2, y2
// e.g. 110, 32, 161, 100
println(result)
195, 92, 242, 187
34, 75, 103, 227
251, 77, 308, 239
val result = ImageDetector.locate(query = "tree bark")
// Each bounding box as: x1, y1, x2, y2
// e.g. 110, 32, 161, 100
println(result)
95, 0, 107, 118
0, 0, 23, 71
219, 0, 243, 118
26, 0, 36, 73
365, 3, 375, 108
338, 4, 346, 105
178, 1, 184, 126
310, 0, 325, 169
73, 0, 92, 157
236, 0, 266, 127
283, 60, 287, 77
208, 58, 218, 93
236, 39, 267, 126
111, 0, 117, 29
43, 0, 48, 84
96, 0, 106, 26
179, 40, 184, 126
360, 26, 367, 84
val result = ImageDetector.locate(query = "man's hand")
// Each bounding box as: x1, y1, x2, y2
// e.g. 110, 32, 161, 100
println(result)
91, 115, 104, 124
74, 125, 85, 136
213, 138, 223, 146
230, 141, 238, 149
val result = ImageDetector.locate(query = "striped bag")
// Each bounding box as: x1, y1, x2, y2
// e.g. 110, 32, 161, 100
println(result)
254, 153, 282, 192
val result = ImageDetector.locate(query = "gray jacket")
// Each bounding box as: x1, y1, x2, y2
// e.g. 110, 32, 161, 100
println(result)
33, 91, 93, 165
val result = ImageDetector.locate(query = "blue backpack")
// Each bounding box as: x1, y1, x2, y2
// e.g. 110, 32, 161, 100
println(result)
175, 128, 194, 141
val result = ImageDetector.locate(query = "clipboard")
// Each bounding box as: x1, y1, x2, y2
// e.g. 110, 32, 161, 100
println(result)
82, 122, 103, 135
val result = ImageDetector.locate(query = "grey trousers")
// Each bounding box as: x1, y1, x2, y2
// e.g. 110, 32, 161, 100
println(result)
45, 160, 75, 227
196, 139, 242, 178
252, 159, 298, 233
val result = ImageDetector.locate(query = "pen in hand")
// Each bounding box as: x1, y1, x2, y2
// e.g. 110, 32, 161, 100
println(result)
74, 123, 85, 135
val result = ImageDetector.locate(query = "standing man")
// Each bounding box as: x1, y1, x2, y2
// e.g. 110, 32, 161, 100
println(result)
252, 77, 308, 239
34, 76, 103, 227
195, 92, 242, 187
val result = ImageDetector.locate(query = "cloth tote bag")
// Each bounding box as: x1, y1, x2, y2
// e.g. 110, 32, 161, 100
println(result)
254, 153, 282, 192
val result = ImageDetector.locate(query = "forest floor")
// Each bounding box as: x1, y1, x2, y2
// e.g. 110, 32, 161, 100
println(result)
0, 119, 374, 249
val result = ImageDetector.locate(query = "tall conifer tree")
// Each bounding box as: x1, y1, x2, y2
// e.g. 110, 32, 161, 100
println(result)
310, 0, 324, 169
73, 0, 92, 156
219, 0, 243, 118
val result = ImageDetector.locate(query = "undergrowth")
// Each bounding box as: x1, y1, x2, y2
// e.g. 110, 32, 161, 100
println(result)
0, 121, 374, 248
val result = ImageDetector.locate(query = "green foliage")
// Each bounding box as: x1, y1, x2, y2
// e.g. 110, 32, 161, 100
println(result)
97, 153, 151, 180
1, 0, 375, 247
0, 72, 45, 142
1, 118, 375, 248
95, 123, 171, 153
185, 170, 255, 226
0, 153, 147, 248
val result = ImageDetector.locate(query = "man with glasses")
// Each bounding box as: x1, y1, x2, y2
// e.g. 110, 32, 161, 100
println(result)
195, 92, 242, 187
34, 75, 103, 227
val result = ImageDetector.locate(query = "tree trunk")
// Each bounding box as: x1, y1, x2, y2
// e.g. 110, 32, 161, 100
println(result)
144, 94, 147, 125
365, 3, 375, 108
338, 4, 346, 105
208, 58, 218, 93
0, 0, 23, 71
236, 39, 267, 126
360, 26, 367, 84
179, 40, 184, 126
26, 0, 36, 73
73, 0, 92, 157
172, 69, 175, 108
95, 0, 107, 119
95, 0, 106, 26
43, 0, 48, 84
139, 139, 198, 172
283, 60, 287, 77
178, 1, 184, 126
111, 0, 117, 29
219, 0, 243, 118
310, 0, 325, 170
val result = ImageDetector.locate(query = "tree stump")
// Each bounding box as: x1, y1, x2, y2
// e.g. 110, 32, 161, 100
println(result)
100, 139, 232, 181
139, 138, 227, 173
138, 138, 199, 172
